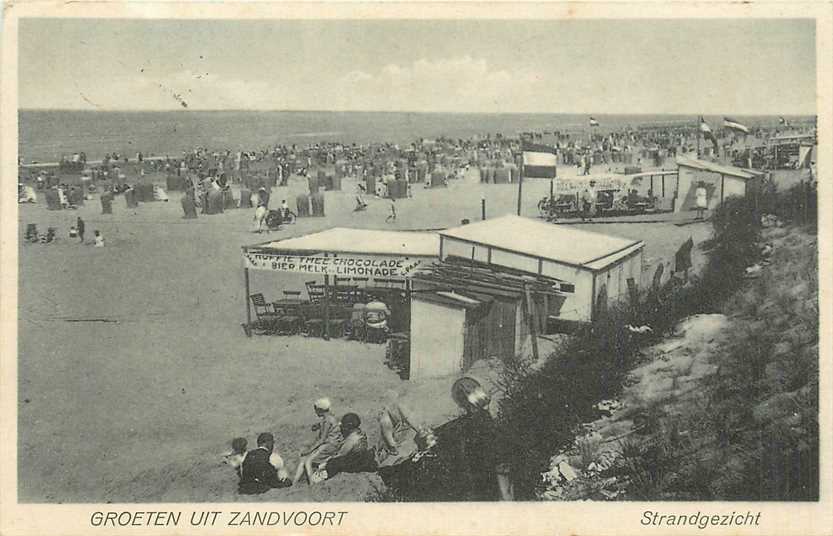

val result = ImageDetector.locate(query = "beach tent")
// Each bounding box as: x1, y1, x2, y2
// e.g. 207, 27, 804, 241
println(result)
239, 188, 252, 209
100, 191, 114, 214
296, 193, 310, 217
153, 185, 169, 202
68, 187, 85, 206
19, 184, 37, 203
124, 188, 139, 208
166, 174, 183, 191
385, 180, 405, 199
206, 189, 225, 214
479, 166, 494, 184
223, 190, 236, 209
493, 168, 511, 184
798, 145, 816, 169
334, 159, 347, 178
308, 175, 320, 194
181, 194, 198, 219
326, 174, 342, 191
504, 163, 520, 183
310, 192, 325, 216
413, 162, 428, 183
135, 182, 155, 202
428, 170, 447, 188
45, 189, 62, 210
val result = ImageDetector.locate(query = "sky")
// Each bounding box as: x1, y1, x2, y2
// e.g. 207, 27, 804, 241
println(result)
18, 18, 817, 114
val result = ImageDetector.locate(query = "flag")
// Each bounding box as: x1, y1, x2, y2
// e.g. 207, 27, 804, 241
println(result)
589, 117, 600, 127
723, 117, 750, 134
699, 116, 719, 153
522, 142, 557, 178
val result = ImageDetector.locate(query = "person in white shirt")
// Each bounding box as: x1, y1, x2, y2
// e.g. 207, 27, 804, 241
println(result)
695, 181, 708, 220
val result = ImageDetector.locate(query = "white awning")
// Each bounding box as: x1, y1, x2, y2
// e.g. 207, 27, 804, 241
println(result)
249, 227, 439, 257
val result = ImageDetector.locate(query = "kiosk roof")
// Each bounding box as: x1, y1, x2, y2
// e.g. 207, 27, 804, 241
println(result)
676, 156, 761, 180
440, 214, 643, 269
249, 227, 440, 257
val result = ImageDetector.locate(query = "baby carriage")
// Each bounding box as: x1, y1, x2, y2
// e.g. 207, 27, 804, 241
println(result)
265, 209, 284, 231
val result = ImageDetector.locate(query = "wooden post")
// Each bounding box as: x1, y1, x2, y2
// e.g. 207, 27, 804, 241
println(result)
243, 266, 252, 337
523, 284, 540, 362
323, 253, 330, 340
481, 197, 486, 220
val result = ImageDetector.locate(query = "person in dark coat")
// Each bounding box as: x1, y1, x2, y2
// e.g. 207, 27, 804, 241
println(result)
76, 217, 85, 243
238, 433, 292, 495
377, 376, 513, 501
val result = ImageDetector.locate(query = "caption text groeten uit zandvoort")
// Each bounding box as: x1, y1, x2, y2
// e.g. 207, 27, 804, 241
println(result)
89, 510, 348, 528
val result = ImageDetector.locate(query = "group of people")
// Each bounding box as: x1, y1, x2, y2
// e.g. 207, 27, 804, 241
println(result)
223, 397, 388, 494
67, 216, 105, 246
24, 216, 105, 247
222, 378, 514, 501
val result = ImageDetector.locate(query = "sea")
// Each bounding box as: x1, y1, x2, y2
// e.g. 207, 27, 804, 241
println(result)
18, 110, 808, 163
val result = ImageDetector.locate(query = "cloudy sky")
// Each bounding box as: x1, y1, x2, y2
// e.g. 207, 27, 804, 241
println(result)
19, 18, 816, 114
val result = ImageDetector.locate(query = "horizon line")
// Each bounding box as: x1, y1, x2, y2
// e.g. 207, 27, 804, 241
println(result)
17, 108, 818, 117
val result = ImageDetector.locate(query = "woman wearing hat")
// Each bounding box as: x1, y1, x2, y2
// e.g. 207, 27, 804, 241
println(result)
293, 398, 342, 485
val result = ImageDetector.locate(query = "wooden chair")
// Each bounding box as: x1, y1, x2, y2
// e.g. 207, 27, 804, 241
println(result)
274, 301, 303, 335
249, 293, 280, 334
282, 290, 303, 301
301, 303, 325, 337
305, 281, 326, 304
334, 285, 359, 306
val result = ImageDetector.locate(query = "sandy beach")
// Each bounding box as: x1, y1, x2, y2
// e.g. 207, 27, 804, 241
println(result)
16, 163, 717, 502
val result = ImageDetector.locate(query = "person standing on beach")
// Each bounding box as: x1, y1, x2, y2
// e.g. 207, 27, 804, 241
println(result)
695, 181, 708, 220
257, 186, 270, 208
76, 217, 85, 244
386, 198, 397, 223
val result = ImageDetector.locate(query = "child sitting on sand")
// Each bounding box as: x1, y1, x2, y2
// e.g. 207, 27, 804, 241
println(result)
222, 437, 248, 477
94, 230, 105, 247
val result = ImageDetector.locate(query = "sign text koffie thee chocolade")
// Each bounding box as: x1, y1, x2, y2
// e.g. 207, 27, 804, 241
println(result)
243, 252, 425, 278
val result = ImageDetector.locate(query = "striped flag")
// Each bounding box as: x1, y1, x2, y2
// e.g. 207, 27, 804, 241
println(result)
723, 117, 750, 134
522, 142, 557, 178
589, 117, 600, 127
699, 117, 719, 153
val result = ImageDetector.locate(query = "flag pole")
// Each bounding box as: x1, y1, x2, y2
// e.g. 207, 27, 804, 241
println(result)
517, 142, 524, 216
696, 117, 701, 158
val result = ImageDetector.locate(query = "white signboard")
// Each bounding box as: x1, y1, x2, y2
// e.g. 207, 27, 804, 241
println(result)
243, 251, 428, 278
555, 176, 629, 193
